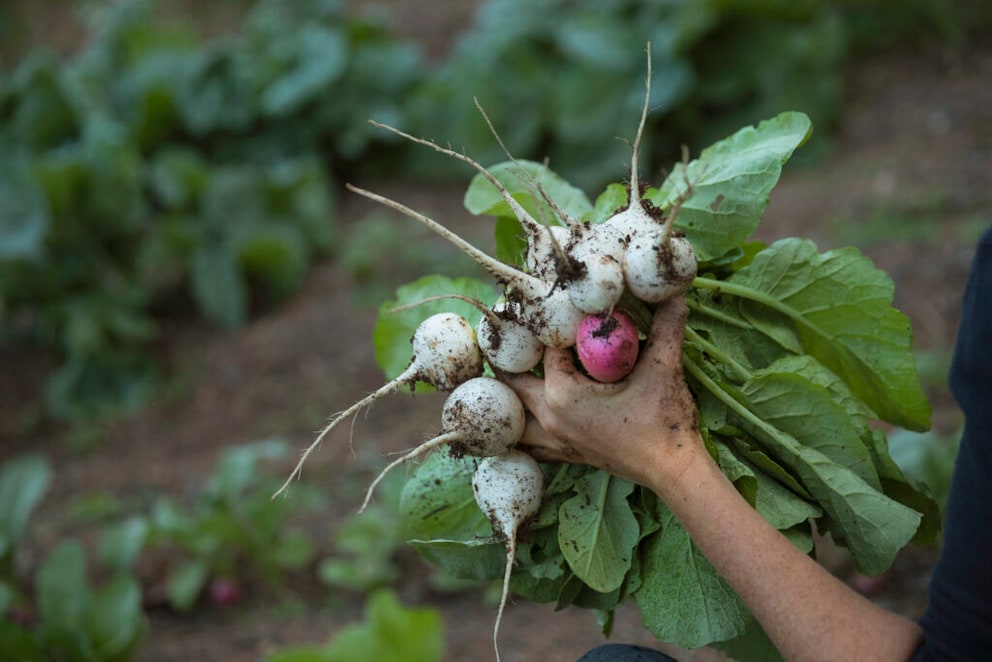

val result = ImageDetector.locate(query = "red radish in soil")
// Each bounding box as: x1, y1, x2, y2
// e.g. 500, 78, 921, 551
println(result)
360, 376, 526, 512
208, 577, 244, 608
575, 310, 641, 383
472, 449, 545, 662
274, 312, 483, 498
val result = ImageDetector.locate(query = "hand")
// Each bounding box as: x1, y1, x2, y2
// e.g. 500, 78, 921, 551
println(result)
500, 296, 704, 487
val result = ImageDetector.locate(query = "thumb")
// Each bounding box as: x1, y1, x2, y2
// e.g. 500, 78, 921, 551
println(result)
639, 297, 688, 365
496, 369, 545, 414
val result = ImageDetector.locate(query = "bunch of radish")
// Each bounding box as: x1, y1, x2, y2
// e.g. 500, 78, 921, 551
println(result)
278, 48, 696, 661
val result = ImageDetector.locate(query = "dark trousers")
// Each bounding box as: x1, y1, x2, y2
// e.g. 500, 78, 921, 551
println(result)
578, 644, 678, 661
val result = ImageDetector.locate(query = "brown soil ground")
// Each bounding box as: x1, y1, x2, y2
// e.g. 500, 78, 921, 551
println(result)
1, 5, 991, 662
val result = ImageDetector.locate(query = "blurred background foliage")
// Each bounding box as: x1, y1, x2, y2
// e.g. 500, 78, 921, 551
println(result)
0, 0, 989, 424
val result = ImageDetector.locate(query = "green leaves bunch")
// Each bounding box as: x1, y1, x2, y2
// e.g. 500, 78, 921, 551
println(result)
372, 112, 938, 658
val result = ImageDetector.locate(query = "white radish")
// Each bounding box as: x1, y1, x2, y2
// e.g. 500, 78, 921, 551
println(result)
477, 300, 545, 374
274, 312, 482, 498
360, 376, 526, 512
602, 44, 698, 303
347, 183, 585, 348
623, 230, 697, 303
472, 450, 545, 662
563, 222, 628, 314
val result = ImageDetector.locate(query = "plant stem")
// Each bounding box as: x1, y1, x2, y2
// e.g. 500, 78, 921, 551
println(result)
684, 326, 752, 382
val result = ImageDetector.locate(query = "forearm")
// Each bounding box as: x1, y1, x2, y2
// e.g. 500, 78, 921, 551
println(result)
645, 437, 923, 662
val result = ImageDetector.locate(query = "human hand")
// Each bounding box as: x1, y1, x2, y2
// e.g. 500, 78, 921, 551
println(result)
500, 297, 704, 487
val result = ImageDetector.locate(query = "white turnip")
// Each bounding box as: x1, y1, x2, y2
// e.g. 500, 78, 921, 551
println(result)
472, 449, 545, 662
360, 376, 526, 512
274, 312, 483, 498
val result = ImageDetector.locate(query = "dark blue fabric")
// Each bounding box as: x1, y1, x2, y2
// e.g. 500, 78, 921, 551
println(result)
913, 226, 992, 661
577, 643, 678, 661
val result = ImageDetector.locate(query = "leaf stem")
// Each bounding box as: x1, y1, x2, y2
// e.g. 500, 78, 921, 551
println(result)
684, 327, 752, 383
693, 276, 802, 326
686, 297, 752, 330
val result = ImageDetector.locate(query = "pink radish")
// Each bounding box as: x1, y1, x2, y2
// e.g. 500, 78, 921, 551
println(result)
472, 449, 544, 662
360, 376, 526, 512
575, 310, 641, 383
274, 312, 483, 498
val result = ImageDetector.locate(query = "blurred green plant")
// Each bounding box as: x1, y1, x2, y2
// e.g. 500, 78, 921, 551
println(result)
144, 438, 318, 611
0, 454, 51, 587
0, 540, 146, 662
265, 589, 444, 662
2, 0, 987, 427
889, 427, 960, 536
0, 454, 144, 662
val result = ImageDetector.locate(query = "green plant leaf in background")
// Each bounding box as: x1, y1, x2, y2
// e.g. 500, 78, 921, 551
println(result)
0, 156, 49, 261
0, 454, 51, 565
266, 589, 443, 662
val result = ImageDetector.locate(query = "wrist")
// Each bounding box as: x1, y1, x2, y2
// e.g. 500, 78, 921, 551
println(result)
637, 426, 714, 499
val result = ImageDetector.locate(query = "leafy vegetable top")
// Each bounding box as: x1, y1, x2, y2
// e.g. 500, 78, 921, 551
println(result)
372, 111, 936, 658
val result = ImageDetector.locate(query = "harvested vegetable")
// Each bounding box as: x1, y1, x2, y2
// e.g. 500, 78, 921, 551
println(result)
283, 46, 937, 661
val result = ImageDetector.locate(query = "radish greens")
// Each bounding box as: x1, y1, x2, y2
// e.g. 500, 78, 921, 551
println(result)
368, 108, 936, 657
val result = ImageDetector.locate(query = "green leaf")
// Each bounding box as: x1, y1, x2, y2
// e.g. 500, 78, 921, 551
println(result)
408, 539, 505, 582
715, 441, 821, 531
206, 438, 289, 503
399, 451, 491, 541
36, 540, 91, 652
866, 429, 942, 545
587, 183, 629, 224
0, 157, 49, 260
235, 221, 308, 300
740, 371, 880, 490
634, 507, 749, 648
492, 215, 528, 267
98, 517, 149, 572
557, 472, 639, 593
190, 241, 247, 328
463, 160, 593, 223
714, 238, 932, 430
273, 530, 316, 570
146, 146, 209, 211
373, 275, 497, 384
167, 558, 209, 612
688, 356, 923, 575
86, 575, 145, 660
259, 25, 347, 117
0, 454, 51, 561
648, 111, 812, 262
321, 589, 444, 662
